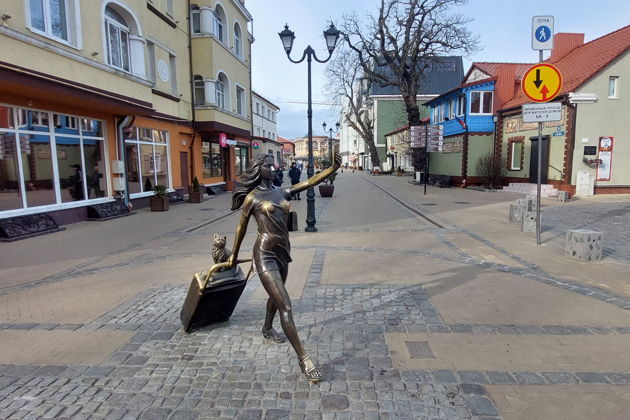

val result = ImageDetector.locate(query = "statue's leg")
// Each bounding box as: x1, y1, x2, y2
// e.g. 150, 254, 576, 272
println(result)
258, 266, 321, 382
262, 298, 286, 343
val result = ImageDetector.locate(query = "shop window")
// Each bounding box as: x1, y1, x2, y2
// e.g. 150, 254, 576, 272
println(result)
125, 126, 170, 195
0, 106, 107, 214
28, 0, 80, 46
202, 141, 222, 178
234, 146, 248, 176
470, 91, 493, 115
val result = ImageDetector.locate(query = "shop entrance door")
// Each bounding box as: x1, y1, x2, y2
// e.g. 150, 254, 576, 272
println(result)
529, 135, 549, 184
180, 152, 189, 194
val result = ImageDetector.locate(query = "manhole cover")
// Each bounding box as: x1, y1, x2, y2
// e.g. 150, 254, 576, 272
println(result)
421, 203, 436, 206
453, 201, 471, 204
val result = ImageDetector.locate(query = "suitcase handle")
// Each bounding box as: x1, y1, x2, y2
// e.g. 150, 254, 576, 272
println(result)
201, 258, 252, 290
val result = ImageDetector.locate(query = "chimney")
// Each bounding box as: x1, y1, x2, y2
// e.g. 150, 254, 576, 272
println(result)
494, 65, 517, 110
549, 33, 585, 62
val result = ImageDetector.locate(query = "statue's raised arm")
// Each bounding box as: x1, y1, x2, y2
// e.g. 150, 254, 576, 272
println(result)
288, 153, 342, 196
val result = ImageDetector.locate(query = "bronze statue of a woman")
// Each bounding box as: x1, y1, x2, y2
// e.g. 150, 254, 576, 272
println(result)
225, 153, 340, 383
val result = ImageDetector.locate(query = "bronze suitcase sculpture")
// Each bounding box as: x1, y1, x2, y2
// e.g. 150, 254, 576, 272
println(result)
180, 263, 249, 333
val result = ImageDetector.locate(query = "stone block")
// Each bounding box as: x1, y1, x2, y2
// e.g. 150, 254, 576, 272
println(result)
565, 229, 603, 261
556, 191, 570, 202
522, 211, 536, 233
508, 204, 523, 223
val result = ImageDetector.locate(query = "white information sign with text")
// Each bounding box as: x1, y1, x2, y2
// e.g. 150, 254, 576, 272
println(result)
522, 103, 562, 123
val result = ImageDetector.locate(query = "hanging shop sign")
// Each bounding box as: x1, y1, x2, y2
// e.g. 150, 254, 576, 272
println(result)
596, 136, 613, 181
252, 141, 261, 150
219, 133, 228, 147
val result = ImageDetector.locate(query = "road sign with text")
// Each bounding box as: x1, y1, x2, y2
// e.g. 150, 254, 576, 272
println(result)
532, 16, 554, 50
522, 63, 563, 103
522, 103, 562, 123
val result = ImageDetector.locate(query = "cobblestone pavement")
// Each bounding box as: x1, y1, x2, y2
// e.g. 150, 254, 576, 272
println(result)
1, 173, 630, 419
542, 201, 630, 261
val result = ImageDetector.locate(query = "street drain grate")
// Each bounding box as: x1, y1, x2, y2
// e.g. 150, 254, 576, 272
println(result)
453, 201, 471, 204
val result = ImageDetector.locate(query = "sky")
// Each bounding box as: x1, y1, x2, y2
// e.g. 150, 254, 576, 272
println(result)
245, 0, 630, 140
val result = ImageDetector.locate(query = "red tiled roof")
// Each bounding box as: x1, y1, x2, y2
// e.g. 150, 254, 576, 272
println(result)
276, 136, 292, 144
501, 24, 630, 110
471, 62, 533, 81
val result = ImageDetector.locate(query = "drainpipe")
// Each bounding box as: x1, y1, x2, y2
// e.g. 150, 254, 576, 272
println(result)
117, 115, 134, 207
187, 0, 197, 187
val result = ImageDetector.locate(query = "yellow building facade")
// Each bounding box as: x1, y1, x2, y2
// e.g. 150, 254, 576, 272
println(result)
0, 0, 252, 224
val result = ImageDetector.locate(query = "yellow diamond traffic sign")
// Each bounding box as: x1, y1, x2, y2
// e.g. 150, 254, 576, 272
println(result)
521, 63, 563, 103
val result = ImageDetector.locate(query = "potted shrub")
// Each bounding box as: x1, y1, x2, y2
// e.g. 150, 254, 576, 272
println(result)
189, 177, 203, 203
318, 170, 337, 198
150, 184, 169, 211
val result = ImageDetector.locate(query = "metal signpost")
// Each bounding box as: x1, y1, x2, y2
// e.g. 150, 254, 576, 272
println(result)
523, 16, 562, 244
410, 124, 442, 195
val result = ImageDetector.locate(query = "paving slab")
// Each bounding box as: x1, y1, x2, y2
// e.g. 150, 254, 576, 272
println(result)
386, 332, 630, 372
487, 385, 630, 420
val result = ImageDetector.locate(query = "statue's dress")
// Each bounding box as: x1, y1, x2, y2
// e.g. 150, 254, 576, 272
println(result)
244, 186, 292, 274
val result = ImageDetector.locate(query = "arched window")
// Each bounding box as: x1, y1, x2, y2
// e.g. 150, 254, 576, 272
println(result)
104, 5, 131, 72
190, 5, 200, 34
233, 22, 242, 57
213, 5, 226, 42
194, 75, 205, 105
215, 74, 226, 109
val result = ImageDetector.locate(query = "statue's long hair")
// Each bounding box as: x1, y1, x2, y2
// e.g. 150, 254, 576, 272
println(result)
231, 154, 272, 210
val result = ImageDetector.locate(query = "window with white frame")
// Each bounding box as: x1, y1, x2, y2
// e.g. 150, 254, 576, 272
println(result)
190, 5, 200, 33
234, 22, 242, 57
608, 76, 619, 98
470, 91, 493, 115
0, 105, 107, 213
28, 0, 79, 46
193, 75, 205, 105
169, 54, 177, 96
236, 86, 245, 116
216, 74, 226, 109
256, 102, 260, 114
213, 6, 224, 42
147, 41, 156, 84
104, 6, 131, 72
166, 0, 173, 16
125, 126, 170, 194
508, 139, 523, 170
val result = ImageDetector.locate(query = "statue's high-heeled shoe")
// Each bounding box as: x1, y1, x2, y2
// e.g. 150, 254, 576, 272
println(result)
299, 357, 322, 383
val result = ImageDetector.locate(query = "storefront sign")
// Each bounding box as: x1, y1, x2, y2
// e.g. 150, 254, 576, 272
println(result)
252, 141, 260, 150
219, 133, 227, 147
596, 136, 613, 181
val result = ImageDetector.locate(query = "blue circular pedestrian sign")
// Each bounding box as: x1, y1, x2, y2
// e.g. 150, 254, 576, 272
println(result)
535, 26, 551, 43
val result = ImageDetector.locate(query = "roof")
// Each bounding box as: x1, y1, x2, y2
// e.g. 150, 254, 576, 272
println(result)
501, 24, 630, 110
276, 136, 293, 144
467, 62, 533, 82
370, 56, 464, 96
252, 90, 280, 110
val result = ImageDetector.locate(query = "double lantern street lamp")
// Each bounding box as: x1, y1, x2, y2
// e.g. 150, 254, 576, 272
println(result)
322, 121, 340, 165
279, 23, 341, 232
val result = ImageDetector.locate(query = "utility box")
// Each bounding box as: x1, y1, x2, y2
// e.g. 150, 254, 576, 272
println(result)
575, 170, 594, 197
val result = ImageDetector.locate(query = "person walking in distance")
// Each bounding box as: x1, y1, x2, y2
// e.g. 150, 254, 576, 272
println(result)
272, 164, 283, 187
288, 162, 301, 200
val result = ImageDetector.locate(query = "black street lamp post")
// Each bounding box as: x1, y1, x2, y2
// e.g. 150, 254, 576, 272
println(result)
322, 121, 340, 165
279, 23, 340, 232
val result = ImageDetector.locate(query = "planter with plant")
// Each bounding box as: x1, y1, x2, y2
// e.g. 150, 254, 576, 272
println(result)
189, 177, 203, 203
151, 184, 169, 211
317, 170, 337, 197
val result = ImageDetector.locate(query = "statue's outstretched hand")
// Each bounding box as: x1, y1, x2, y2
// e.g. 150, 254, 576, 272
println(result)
333, 153, 342, 169
227, 254, 237, 268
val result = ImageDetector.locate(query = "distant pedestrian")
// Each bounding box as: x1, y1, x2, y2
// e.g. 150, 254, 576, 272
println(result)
288, 162, 301, 200
272, 164, 283, 187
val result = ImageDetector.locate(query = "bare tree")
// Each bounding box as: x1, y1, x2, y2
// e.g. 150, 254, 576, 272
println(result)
342, 0, 479, 169
324, 45, 381, 169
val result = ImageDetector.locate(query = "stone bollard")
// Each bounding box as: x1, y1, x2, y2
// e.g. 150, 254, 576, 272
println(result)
526, 196, 539, 211
509, 203, 523, 223
522, 211, 537, 233
557, 191, 569, 202
565, 229, 603, 261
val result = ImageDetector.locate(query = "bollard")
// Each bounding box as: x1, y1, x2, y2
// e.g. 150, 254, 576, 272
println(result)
565, 229, 603, 261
